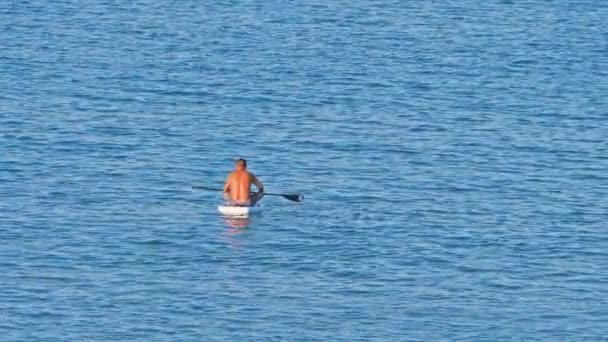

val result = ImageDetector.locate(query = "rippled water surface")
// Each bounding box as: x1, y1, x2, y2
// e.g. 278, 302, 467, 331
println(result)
1, 0, 607, 341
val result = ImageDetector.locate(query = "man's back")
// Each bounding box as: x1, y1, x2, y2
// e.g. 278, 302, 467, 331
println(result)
224, 158, 264, 206
226, 170, 253, 202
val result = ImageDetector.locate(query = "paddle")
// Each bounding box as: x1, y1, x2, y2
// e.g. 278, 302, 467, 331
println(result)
192, 185, 304, 202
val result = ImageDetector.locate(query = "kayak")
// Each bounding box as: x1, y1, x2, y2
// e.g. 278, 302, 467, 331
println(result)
217, 205, 261, 217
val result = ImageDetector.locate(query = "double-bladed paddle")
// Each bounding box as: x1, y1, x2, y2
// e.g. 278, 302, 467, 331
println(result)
192, 185, 303, 202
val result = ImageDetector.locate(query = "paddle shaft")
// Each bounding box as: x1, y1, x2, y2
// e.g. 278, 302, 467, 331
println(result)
192, 185, 303, 202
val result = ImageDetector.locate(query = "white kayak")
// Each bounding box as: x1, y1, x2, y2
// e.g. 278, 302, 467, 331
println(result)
217, 205, 262, 217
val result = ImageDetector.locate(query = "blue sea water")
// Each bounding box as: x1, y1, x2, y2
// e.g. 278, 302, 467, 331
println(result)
1, 0, 607, 340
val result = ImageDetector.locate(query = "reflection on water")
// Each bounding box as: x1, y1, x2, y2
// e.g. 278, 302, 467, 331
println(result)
221, 217, 251, 249
223, 216, 251, 230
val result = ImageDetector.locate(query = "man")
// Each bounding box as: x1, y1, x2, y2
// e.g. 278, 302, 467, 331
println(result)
223, 158, 264, 206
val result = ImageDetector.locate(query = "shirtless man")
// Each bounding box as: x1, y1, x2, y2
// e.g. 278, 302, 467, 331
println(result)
223, 158, 264, 206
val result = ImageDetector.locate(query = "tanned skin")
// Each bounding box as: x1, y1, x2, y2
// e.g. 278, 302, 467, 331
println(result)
223, 159, 264, 206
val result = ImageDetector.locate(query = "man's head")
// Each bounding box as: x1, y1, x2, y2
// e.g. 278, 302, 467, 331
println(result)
235, 158, 247, 171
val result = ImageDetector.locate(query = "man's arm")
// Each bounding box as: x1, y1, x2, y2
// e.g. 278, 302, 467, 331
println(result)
252, 174, 264, 193
223, 174, 232, 196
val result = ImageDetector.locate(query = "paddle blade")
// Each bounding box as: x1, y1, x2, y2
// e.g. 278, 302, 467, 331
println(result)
281, 194, 303, 202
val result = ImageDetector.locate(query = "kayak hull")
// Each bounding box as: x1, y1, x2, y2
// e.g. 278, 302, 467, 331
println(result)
217, 205, 261, 217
